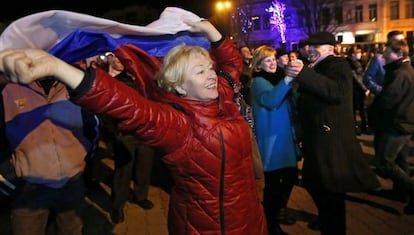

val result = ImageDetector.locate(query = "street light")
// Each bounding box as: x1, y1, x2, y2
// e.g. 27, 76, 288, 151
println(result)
214, 1, 233, 37
215, 1, 232, 12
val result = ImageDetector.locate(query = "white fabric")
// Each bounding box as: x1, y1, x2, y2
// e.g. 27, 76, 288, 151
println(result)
0, 7, 203, 51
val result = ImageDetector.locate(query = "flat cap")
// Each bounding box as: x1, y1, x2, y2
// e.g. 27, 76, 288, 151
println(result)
306, 32, 337, 46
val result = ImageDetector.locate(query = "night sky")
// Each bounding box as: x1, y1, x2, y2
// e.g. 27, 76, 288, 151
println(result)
0, 0, 212, 22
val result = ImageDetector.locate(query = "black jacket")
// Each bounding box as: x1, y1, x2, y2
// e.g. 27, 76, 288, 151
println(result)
370, 59, 414, 134
296, 55, 380, 192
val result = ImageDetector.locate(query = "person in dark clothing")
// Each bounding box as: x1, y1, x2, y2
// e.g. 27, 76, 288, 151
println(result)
276, 48, 289, 70
363, 31, 405, 95
285, 32, 381, 235
365, 31, 406, 163
369, 38, 414, 215
346, 47, 371, 135
104, 54, 155, 224
239, 45, 253, 105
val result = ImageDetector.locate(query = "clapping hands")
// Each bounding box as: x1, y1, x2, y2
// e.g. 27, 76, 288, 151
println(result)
285, 60, 304, 78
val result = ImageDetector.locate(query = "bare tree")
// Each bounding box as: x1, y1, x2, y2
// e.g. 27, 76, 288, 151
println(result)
290, 0, 345, 36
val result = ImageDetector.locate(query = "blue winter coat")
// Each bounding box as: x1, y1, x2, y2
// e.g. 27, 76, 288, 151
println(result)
251, 76, 299, 172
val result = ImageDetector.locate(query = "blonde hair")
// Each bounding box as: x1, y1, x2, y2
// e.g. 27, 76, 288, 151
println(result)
156, 45, 212, 93
251, 45, 276, 72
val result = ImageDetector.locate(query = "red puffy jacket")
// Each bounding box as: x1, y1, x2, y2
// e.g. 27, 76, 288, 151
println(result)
71, 38, 267, 235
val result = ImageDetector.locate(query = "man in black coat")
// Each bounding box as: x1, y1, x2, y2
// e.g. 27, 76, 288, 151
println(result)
285, 32, 380, 235
369, 38, 414, 215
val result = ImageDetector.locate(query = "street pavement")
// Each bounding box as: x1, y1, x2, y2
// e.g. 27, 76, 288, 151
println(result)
1, 134, 414, 235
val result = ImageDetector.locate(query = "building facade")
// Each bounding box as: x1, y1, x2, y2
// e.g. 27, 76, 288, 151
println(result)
234, 0, 414, 51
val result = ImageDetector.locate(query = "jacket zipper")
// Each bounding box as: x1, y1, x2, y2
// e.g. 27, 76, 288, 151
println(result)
219, 130, 225, 235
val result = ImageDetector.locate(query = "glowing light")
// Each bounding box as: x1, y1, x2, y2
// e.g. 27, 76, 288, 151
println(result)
216, 1, 232, 12
265, 0, 287, 43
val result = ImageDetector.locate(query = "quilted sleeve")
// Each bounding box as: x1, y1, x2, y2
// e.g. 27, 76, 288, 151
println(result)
71, 68, 190, 153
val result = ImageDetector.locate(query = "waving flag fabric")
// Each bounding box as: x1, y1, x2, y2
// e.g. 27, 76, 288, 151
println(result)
49, 29, 209, 64
0, 7, 210, 61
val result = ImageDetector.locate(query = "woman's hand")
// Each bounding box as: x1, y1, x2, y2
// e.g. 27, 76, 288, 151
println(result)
0, 48, 84, 89
0, 49, 57, 84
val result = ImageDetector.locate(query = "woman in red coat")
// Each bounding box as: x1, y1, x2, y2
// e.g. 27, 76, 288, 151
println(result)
0, 20, 267, 235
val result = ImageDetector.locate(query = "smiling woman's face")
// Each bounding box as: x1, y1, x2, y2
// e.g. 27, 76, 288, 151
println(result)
178, 53, 218, 101
260, 55, 277, 73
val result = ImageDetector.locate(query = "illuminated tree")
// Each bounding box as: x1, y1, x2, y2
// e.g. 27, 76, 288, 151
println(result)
265, 0, 287, 43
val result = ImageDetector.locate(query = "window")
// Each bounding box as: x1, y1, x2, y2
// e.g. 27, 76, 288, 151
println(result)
251, 15, 261, 31
263, 14, 271, 30
355, 34, 375, 43
321, 7, 331, 25
346, 10, 353, 23
297, 9, 306, 27
369, 4, 377, 21
406, 0, 414, 18
335, 7, 343, 24
355, 5, 363, 22
390, 0, 400, 20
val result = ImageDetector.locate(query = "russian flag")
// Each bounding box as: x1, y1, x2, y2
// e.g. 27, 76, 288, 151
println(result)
0, 7, 210, 61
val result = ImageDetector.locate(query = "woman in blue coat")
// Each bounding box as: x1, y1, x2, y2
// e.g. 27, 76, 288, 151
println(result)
250, 45, 301, 235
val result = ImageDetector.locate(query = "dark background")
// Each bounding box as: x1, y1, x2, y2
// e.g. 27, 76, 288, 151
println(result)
0, 0, 213, 22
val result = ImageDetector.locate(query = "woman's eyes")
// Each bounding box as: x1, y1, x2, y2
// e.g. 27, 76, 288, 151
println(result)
196, 66, 213, 75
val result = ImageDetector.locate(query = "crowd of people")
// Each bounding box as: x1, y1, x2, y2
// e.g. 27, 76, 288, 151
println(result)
238, 30, 414, 235
0, 7, 413, 235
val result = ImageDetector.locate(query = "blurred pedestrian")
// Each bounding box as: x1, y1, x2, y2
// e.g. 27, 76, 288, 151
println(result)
103, 53, 155, 223
366, 30, 406, 166
288, 50, 300, 63
346, 47, 371, 135
239, 45, 253, 105
364, 31, 404, 95
369, 38, 414, 215
276, 48, 289, 69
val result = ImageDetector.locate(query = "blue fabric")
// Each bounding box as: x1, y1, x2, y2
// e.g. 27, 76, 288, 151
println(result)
251, 77, 299, 171
49, 29, 210, 63
363, 54, 385, 94
5, 100, 92, 153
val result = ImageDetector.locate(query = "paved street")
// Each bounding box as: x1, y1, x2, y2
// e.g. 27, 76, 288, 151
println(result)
1, 134, 414, 235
